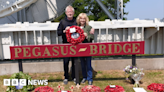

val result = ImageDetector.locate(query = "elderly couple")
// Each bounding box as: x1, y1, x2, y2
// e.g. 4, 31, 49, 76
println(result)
57, 5, 94, 85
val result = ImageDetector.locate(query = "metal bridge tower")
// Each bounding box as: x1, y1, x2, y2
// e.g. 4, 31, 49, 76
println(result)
116, 0, 123, 19
95, 0, 123, 20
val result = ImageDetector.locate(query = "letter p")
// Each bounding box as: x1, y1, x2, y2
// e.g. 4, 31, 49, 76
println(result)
14, 48, 22, 58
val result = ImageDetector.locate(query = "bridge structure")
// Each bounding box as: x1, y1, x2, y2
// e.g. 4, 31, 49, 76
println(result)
0, 0, 74, 23
0, 0, 123, 24
0, 18, 163, 60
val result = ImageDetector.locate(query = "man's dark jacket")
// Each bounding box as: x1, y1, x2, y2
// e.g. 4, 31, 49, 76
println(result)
57, 17, 77, 43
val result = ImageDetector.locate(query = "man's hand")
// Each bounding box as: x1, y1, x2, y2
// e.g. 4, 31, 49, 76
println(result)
84, 32, 88, 37
89, 28, 95, 34
63, 30, 66, 33
63, 26, 70, 33
65, 26, 70, 30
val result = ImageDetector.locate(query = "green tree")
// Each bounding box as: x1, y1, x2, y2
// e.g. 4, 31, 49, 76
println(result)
53, 0, 130, 22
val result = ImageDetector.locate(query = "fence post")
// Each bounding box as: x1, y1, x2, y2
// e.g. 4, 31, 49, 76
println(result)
75, 58, 79, 85
18, 59, 23, 72
132, 55, 136, 66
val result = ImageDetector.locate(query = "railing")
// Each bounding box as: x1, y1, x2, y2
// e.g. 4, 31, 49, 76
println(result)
0, 18, 164, 59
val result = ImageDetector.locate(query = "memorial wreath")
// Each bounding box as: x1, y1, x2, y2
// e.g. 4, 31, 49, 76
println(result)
81, 85, 101, 92
66, 26, 85, 45
104, 85, 125, 92
34, 86, 54, 92
147, 83, 164, 92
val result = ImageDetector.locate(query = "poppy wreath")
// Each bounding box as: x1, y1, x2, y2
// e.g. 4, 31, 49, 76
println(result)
147, 83, 164, 92
104, 85, 125, 92
34, 86, 54, 92
66, 25, 85, 45
81, 85, 101, 92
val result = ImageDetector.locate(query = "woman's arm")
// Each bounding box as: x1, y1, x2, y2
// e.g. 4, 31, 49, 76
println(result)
87, 26, 94, 42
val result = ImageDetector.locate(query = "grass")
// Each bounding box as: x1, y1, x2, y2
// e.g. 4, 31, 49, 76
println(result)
0, 70, 164, 92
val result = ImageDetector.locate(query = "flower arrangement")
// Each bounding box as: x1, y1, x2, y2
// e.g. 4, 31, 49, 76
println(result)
6, 71, 35, 92
66, 26, 85, 45
124, 65, 144, 87
81, 85, 101, 92
104, 85, 125, 92
34, 86, 54, 92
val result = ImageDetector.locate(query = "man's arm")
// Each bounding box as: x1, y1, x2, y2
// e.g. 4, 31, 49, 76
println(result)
57, 21, 63, 36
89, 28, 95, 34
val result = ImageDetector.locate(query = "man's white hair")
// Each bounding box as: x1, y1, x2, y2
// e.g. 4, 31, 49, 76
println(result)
65, 5, 74, 12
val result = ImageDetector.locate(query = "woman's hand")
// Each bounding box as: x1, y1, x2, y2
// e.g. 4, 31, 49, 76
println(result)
90, 28, 95, 34
84, 32, 88, 37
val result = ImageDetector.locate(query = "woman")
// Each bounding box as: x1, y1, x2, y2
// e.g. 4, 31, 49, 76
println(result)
76, 13, 94, 85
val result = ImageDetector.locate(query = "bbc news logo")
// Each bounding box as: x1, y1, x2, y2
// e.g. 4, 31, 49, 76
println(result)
3, 79, 48, 86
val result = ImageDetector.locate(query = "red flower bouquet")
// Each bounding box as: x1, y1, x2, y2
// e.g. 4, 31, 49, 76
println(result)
81, 85, 101, 92
34, 86, 54, 92
104, 85, 125, 92
66, 26, 85, 45
147, 83, 164, 92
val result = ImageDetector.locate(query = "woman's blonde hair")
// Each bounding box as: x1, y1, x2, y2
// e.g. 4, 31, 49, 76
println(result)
76, 13, 89, 26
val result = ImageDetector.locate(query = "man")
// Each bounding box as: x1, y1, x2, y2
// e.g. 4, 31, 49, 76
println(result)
57, 5, 95, 85
57, 5, 76, 85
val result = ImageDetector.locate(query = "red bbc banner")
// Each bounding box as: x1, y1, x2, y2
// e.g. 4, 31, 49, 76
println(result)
10, 41, 144, 60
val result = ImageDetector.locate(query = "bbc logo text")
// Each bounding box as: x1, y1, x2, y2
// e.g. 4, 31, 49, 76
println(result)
3, 79, 48, 86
